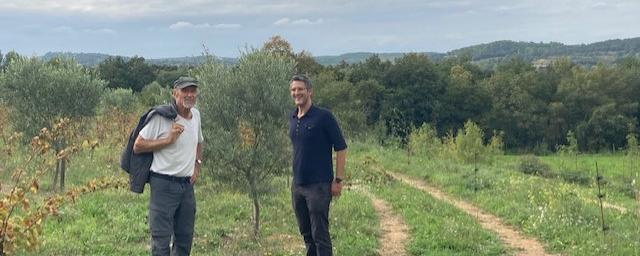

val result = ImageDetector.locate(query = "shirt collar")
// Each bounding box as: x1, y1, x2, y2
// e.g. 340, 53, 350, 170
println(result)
292, 104, 316, 118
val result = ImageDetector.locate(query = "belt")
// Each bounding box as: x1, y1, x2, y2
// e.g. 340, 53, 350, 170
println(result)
150, 172, 191, 183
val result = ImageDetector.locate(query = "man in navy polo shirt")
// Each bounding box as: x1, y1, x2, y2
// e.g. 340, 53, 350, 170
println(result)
288, 74, 347, 256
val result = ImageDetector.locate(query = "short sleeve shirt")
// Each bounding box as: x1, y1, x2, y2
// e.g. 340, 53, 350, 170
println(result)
289, 105, 347, 185
139, 108, 204, 177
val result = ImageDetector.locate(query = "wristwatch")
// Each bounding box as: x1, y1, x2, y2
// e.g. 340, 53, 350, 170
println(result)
335, 177, 343, 184
196, 159, 203, 165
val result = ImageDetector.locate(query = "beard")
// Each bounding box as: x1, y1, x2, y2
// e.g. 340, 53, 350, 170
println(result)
182, 98, 196, 109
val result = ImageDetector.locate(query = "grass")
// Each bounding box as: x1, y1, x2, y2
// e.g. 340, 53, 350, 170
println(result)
353, 142, 640, 256
352, 166, 506, 255
8, 149, 379, 256
4, 138, 639, 255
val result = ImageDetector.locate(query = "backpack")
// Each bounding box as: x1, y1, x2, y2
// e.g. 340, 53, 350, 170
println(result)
120, 103, 177, 193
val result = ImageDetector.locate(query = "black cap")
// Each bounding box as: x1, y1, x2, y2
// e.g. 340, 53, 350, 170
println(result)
173, 76, 198, 89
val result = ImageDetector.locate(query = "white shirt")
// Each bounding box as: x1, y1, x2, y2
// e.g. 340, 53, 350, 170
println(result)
139, 108, 204, 177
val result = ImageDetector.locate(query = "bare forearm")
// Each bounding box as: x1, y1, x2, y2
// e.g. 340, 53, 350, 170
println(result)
196, 143, 202, 162
133, 136, 172, 154
335, 149, 346, 179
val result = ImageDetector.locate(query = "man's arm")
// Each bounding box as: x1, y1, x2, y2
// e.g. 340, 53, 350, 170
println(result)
335, 149, 346, 180
133, 122, 183, 154
191, 143, 202, 184
331, 149, 347, 197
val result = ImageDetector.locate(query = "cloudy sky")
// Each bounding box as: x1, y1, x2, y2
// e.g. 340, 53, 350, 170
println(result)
1, 0, 639, 58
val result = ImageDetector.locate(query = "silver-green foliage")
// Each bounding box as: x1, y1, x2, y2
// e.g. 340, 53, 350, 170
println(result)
0, 56, 105, 138
139, 81, 171, 107
99, 88, 138, 113
195, 50, 294, 235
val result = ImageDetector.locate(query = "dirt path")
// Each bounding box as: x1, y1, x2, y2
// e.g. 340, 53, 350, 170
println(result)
356, 187, 410, 256
388, 172, 556, 256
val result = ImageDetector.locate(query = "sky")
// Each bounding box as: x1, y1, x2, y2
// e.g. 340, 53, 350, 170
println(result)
1, 0, 639, 59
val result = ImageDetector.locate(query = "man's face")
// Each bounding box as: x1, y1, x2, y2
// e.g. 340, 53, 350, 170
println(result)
174, 86, 198, 109
290, 80, 311, 107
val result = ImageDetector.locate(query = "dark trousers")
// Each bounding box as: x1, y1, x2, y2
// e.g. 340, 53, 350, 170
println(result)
292, 182, 333, 256
149, 175, 196, 256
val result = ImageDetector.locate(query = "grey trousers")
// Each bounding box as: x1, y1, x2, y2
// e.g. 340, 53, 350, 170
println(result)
149, 176, 196, 256
292, 182, 333, 256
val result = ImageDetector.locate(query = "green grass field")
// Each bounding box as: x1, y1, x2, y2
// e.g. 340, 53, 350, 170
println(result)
2, 141, 639, 255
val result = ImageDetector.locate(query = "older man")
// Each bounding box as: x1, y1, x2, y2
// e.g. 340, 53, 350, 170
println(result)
134, 77, 204, 256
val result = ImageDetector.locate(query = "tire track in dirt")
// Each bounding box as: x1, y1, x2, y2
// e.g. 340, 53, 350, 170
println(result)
388, 172, 557, 256
356, 186, 409, 256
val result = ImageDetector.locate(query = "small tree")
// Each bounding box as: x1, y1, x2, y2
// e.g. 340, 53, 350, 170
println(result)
626, 122, 639, 157
556, 130, 579, 171
455, 121, 486, 163
0, 56, 104, 191
99, 88, 138, 114
139, 81, 171, 107
408, 123, 441, 158
195, 50, 294, 237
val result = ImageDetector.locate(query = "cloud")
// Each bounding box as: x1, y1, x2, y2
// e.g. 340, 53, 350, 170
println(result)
274, 17, 323, 26
214, 23, 242, 29
292, 18, 323, 25
84, 28, 116, 34
274, 18, 290, 26
169, 21, 194, 30
169, 21, 242, 30
0, 0, 308, 18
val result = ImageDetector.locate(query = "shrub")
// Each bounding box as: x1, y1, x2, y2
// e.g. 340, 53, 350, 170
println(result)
558, 171, 591, 185
455, 121, 487, 163
139, 81, 171, 107
408, 123, 441, 157
517, 155, 552, 177
0, 56, 104, 138
99, 88, 138, 113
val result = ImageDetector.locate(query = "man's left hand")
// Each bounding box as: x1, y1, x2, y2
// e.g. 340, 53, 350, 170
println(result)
190, 167, 199, 184
331, 180, 342, 197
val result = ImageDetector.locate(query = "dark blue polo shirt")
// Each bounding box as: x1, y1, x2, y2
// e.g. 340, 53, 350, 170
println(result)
289, 105, 347, 185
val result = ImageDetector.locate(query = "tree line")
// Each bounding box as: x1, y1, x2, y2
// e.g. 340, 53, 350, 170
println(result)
2, 36, 640, 153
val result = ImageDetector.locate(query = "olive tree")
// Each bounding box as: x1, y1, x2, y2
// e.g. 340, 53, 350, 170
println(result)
195, 50, 294, 237
0, 56, 105, 190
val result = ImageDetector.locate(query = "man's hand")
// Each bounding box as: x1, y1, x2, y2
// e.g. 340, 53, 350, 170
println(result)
190, 165, 200, 184
169, 122, 185, 143
331, 180, 343, 197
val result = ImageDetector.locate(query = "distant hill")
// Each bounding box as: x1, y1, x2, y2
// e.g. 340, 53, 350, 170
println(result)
40, 37, 640, 68
314, 52, 445, 65
449, 37, 640, 69
41, 52, 237, 67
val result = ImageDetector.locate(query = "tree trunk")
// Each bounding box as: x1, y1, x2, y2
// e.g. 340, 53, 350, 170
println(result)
52, 160, 60, 191
60, 159, 66, 191
248, 177, 260, 239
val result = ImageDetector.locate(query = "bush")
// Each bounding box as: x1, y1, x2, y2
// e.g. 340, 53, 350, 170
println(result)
517, 155, 552, 177
408, 123, 441, 157
455, 121, 489, 163
139, 81, 171, 107
558, 171, 591, 185
0, 56, 104, 138
99, 88, 138, 113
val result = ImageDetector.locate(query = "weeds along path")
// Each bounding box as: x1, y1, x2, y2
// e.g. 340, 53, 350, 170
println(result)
583, 198, 639, 215
355, 186, 409, 256
388, 172, 556, 256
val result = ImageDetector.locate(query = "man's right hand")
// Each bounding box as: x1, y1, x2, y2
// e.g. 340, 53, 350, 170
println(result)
168, 122, 185, 143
